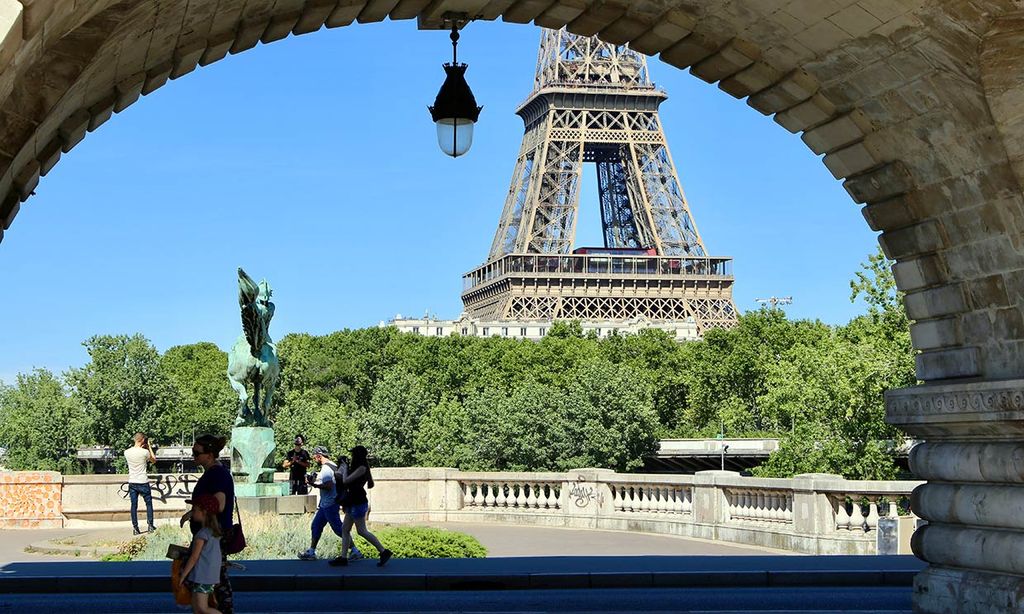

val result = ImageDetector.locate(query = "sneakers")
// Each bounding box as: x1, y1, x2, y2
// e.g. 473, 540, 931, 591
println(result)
349, 549, 365, 561
328, 555, 348, 567
147, 525, 157, 533
377, 549, 393, 567
297, 548, 317, 561
132, 528, 141, 536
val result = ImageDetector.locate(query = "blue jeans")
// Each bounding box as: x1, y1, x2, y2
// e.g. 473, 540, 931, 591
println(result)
128, 482, 153, 530
311, 504, 343, 543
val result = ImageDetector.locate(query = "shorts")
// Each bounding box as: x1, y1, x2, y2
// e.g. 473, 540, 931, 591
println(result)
188, 581, 216, 594
345, 502, 370, 519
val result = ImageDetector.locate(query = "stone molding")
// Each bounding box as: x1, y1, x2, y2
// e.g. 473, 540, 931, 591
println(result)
886, 379, 1024, 438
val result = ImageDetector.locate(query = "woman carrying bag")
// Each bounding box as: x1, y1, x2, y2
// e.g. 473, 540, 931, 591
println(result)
180, 434, 237, 614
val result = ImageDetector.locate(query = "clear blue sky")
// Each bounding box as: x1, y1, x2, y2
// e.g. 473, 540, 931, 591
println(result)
0, 20, 879, 384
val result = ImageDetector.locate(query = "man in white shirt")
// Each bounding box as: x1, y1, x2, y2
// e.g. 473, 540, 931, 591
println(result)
124, 432, 156, 535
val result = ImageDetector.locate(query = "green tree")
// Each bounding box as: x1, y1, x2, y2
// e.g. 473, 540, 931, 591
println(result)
66, 334, 174, 449
413, 397, 477, 468
158, 342, 236, 443
0, 369, 91, 471
273, 389, 357, 465
359, 367, 432, 466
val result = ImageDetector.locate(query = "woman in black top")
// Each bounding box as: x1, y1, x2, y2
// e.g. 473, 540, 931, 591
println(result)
329, 445, 391, 567
180, 434, 236, 613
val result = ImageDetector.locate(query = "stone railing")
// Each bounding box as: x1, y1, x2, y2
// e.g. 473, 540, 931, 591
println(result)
0, 468, 921, 554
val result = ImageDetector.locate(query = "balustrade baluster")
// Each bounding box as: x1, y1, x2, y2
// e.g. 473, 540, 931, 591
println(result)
784, 496, 793, 523
474, 482, 485, 507
849, 499, 865, 532
495, 483, 507, 507
682, 488, 692, 515
526, 483, 538, 508
484, 483, 495, 507
772, 493, 783, 522
866, 498, 880, 531
463, 483, 473, 508
516, 483, 528, 507
551, 485, 561, 509
834, 496, 848, 530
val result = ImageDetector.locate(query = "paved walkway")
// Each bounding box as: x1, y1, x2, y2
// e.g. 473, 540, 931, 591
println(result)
0, 521, 784, 564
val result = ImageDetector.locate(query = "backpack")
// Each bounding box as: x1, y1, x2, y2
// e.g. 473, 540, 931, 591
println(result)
332, 461, 350, 505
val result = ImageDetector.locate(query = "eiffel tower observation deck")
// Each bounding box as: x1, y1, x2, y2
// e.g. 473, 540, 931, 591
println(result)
458, 28, 738, 337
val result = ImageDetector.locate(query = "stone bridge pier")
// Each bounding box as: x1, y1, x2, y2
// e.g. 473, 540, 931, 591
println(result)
1, 1, 1024, 611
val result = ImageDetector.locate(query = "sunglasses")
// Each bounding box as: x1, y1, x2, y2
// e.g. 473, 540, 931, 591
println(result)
191, 449, 210, 458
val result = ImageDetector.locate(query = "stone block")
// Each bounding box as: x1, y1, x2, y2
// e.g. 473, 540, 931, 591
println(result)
87, 94, 116, 131
292, 0, 336, 35
903, 284, 967, 320
660, 31, 721, 69
261, 12, 300, 44
910, 318, 961, 350
967, 275, 1011, 310
502, 0, 553, 24
326, 1, 363, 28
142, 62, 172, 96
57, 109, 90, 152
829, 4, 883, 37
861, 195, 918, 232
822, 137, 886, 179
599, 16, 651, 46
719, 62, 783, 98
801, 110, 874, 155
878, 219, 944, 260
690, 38, 760, 84
170, 41, 207, 79
113, 73, 145, 113
200, 32, 234, 66
891, 255, 946, 292
356, 0, 400, 24
568, 4, 627, 38
13, 159, 38, 199
230, 20, 268, 53
774, 93, 837, 132
1, 191, 18, 229
994, 308, 1024, 341
794, 19, 851, 55
747, 69, 818, 115
843, 161, 915, 203
630, 9, 695, 55
915, 346, 980, 380
0, 0, 22, 75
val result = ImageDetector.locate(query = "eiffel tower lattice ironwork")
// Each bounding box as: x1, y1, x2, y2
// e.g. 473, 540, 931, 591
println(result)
461, 28, 738, 335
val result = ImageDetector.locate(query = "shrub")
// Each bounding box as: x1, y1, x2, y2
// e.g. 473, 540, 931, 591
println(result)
123, 513, 486, 561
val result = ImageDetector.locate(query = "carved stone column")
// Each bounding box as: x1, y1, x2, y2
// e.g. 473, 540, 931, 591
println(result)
887, 380, 1024, 613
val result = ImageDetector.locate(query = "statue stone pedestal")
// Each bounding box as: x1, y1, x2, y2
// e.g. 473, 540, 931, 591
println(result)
230, 426, 288, 498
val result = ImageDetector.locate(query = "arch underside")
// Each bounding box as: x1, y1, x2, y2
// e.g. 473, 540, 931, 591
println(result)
0, 0, 1021, 386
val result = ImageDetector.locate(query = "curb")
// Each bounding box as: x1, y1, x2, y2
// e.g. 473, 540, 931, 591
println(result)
0, 568, 918, 593
24, 540, 118, 558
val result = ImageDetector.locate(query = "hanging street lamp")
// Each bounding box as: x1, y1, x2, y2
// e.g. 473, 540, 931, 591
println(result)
429, 20, 483, 158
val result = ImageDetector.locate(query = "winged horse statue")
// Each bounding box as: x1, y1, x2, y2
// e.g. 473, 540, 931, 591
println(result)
227, 268, 280, 428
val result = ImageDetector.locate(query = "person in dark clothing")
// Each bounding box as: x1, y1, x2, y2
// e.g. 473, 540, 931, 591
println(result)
180, 434, 236, 614
329, 445, 391, 567
283, 435, 310, 495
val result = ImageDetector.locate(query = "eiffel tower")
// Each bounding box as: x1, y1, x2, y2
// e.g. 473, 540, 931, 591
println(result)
460, 28, 738, 337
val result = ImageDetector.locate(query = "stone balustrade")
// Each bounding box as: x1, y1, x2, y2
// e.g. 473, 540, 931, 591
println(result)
0, 468, 920, 554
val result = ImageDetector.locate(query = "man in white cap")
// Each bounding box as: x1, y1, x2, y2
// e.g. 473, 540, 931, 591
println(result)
297, 446, 362, 561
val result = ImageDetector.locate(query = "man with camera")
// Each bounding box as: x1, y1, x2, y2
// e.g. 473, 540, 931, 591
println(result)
283, 435, 311, 495
124, 432, 157, 535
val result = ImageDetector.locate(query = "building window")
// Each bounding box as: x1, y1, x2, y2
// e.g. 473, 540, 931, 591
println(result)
412, 326, 420, 334
482, 327, 489, 336
461, 327, 468, 336
539, 327, 546, 336
436, 327, 443, 336
520, 327, 527, 337
596, 328, 602, 336
502, 327, 508, 336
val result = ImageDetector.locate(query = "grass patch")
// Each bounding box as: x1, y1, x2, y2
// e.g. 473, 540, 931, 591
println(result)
121, 514, 486, 561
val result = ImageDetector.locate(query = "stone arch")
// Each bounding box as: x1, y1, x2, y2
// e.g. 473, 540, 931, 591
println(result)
2, 1, 1022, 386
3, 3, 1024, 611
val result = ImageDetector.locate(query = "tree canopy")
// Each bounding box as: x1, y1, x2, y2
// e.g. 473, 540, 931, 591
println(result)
0, 249, 914, 479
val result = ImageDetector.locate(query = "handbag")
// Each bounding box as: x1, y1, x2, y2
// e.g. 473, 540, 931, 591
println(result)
222, 496, 246, 555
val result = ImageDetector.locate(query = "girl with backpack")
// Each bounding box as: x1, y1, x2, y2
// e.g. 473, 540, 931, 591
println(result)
329, 445, 391, 567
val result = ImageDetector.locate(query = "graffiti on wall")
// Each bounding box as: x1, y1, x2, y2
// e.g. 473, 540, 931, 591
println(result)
119, 474, 198, 504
